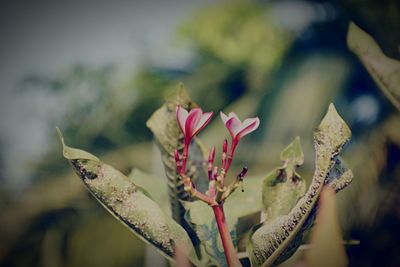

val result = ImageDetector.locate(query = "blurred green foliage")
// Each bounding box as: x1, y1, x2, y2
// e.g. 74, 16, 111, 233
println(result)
179, 1, 294, 92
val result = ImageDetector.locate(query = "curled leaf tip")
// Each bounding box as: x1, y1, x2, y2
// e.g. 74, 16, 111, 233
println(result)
57, 127, 99, 161
56, 126, 69, 159
56, 126, 65, 146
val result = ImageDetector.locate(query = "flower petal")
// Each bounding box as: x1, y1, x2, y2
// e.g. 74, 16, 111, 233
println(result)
185, 108, 202, 138
240, 118, 256, 129
236, 117, 260, 139
228, 112, 240, 122
220, 111, 229, 124
225, 116, 242, 138
193, 112, 213, 136
176, 106, 188, 134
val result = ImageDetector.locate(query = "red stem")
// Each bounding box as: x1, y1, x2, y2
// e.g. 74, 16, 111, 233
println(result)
224, 139, 238, 173
181, 143, 189, 173
212, 205, 241, 267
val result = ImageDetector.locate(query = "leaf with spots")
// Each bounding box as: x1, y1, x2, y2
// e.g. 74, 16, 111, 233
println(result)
57, 128, 200, 265
247, 104, 353, 267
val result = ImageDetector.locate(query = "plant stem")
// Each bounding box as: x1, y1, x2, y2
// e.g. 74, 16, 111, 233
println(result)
212, 204, 241, 267
181, 143, 189, 172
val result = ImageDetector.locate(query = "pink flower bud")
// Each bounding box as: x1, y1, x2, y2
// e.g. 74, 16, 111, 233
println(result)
208, 146, 216, 163
174, 149, 182, 173
208, 146, 216, 177
212, 166, 218, 180
222, 139, 228, 153
174, 149, 180, 163
220, 112, 259, 172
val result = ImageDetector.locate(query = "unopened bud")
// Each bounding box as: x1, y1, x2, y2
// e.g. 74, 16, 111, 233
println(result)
175, 149, 182, 173
221, 139, 228, 169
223, 139, 228, 153
239, 166, 248, 179
174, 150, 180, 163
208, 146, 216, 163
212, 166, 218, 180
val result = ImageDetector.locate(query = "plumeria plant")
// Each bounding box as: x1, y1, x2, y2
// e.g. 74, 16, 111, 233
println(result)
175, 105, 259, 266
59, 85, 353, 267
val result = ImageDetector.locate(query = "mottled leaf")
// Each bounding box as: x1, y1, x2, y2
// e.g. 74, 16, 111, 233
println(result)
305, 187, 348, 267
262, 137, 306, 221
348, 22, 400, 110
57, 128, 199, 265
248, 104, 353, 267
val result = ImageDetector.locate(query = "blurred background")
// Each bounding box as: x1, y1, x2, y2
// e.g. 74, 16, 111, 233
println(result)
0, 0, 399, 266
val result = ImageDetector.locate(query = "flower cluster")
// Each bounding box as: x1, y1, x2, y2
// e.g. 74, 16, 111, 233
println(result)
174, 105, 259, 205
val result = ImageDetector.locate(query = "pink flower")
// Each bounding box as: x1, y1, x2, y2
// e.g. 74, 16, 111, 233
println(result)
176, 106, 213, 145
220, 111, 260, 146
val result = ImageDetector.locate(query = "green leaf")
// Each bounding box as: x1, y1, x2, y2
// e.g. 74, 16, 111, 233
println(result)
183, 175, 265, 266
247, 104, 353, 267
347, 22, 400, 110
57, 128, 200, 265
262, 137, 306, 221
58, 127, 99, 161
305, 187, 348, 267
